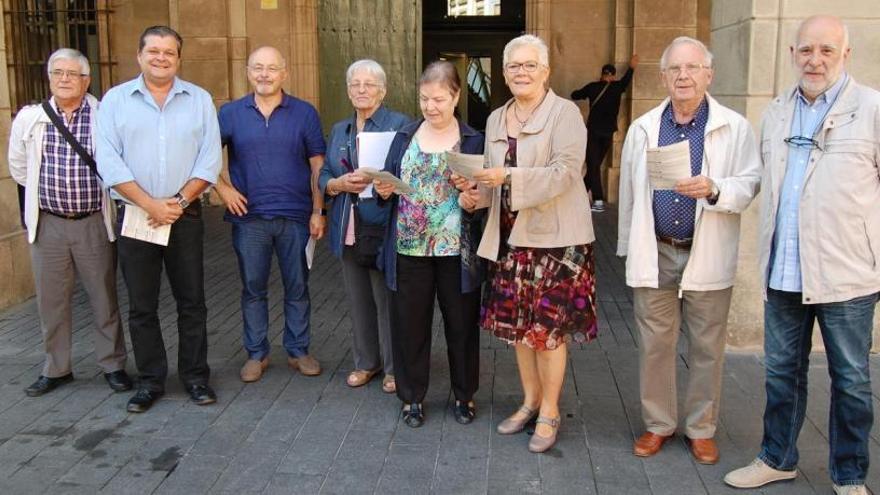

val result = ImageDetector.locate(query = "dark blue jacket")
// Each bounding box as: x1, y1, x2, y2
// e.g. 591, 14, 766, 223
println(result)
319, 106, 410, 259
378, 118, 486, 293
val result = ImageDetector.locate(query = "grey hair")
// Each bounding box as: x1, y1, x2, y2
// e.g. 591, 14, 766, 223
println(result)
47, 48, 90, 76
794, 16, 850, 51
503, 34, 550, 67
659, 36, 713, 70
346, 59, 387, 87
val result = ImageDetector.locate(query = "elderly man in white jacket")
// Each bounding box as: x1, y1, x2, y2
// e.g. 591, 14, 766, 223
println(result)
617, 36, 760, 464
8, 48, 129, 398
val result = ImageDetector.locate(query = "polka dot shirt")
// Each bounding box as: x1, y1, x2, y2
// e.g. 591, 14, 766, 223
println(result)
652, 98, 709, 240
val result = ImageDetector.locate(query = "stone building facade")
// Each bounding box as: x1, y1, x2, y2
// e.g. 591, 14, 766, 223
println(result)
0, 0, 877, 347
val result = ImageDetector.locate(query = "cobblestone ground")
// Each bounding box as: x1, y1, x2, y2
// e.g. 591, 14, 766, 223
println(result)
0, 205, 876, 494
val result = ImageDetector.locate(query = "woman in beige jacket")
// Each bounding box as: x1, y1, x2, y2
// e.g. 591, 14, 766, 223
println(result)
458, 34, 597, 453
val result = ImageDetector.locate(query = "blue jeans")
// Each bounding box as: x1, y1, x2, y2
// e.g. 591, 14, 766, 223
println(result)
760, 288, 878, 485
232, 218, 311, 360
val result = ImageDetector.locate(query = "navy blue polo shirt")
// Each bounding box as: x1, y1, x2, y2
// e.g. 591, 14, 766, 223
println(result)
218, 93, 326, 223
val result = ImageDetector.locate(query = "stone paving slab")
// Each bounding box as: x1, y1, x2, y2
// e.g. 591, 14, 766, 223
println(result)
0, 205, 876, 494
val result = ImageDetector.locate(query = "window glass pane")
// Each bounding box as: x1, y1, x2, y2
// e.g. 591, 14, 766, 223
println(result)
447, 0, 501, 17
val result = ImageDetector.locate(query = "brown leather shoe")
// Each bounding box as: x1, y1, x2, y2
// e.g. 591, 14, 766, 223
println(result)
688, 437, 719, 464
633, 432, 673, 457
288, 355, 321, 376
240, 358, 268, 383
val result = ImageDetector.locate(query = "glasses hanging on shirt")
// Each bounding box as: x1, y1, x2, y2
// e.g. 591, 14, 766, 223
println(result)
783, 135, 822, 151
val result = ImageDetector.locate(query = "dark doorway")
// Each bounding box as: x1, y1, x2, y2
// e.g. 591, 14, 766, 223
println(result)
422, 0, 525, 131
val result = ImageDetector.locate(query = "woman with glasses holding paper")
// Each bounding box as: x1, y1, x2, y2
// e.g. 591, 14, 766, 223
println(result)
456, 34, 597, 453
373, 60, 484, 428
319, 60, 409, 393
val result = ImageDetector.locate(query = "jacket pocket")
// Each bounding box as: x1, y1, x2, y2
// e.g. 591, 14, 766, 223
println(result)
526, 202, 559, 235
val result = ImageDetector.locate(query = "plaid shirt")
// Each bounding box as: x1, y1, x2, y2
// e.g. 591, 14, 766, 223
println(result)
38, 99, 102, 214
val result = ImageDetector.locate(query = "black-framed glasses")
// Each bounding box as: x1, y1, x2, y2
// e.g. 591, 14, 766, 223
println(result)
784, 135, 822, 151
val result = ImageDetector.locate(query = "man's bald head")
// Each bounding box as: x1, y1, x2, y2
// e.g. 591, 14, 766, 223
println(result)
791, 15, 851, 101
248, 46, 286, 68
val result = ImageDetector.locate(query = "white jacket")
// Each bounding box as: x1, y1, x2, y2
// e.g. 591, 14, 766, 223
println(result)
8, 94, 116, 244
617, 94, 761, 290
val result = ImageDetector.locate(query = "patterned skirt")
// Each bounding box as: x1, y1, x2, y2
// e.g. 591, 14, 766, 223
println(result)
480, 137, 598, 351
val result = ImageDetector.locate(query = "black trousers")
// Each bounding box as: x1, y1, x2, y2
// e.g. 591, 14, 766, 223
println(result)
585, 133, 612, 202
389, 254, 480, 404
117, 204, 209, 392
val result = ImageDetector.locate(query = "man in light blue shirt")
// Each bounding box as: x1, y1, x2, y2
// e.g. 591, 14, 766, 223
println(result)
96, 25, 221, 414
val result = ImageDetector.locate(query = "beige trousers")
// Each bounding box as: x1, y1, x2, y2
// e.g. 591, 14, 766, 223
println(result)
632, 242, 733, 439
30, 212, 126, 377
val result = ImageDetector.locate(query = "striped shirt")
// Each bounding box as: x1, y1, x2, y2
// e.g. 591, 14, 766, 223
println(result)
38, 99, 101, 214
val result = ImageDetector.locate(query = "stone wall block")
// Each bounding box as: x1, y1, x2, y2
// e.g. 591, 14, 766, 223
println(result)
782, 0, 878, 17
182, 37, 229, 60
177, 0, 228, 37
634, 0, 697, 27
0, 232, 34, 309
709, 22, 750, 96
747, 20, 778, 96
633, 27, 697, 62
180, 60, 229, 100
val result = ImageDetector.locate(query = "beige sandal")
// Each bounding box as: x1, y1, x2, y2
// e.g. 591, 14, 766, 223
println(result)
497, 405, 538, 434
382, 374, 396, 393
347, 369, 378, 387
528, 416, 560, 453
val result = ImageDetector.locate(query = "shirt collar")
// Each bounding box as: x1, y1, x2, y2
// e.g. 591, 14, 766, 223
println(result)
663, 97, 708, 127
795, 72, 848, 107
347, 105, 390, 133
52, 96, 90, 115
246, 91, 291, 109
130, 74, 189, 97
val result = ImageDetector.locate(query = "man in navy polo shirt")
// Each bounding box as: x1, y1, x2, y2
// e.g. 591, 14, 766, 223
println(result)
215, 46, 327, 381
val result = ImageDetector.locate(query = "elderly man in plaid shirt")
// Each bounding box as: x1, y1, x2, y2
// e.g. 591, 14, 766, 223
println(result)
8, 48, 131, 397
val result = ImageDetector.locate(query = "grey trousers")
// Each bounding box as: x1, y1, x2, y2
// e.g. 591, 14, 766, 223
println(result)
341, 247, 393, 375
30, 212, 126, 377
632, 242, 733, 439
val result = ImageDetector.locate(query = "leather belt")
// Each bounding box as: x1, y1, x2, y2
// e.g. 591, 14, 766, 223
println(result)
40, 209, 97, 220
656, 234, 692, 249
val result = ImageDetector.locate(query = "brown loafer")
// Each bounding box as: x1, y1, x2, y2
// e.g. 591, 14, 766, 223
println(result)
688, 437, 719, 464
347, 369, 378, 387
633, 431, 674, 457
288, 355, 321, 376
240, 357, 269, 383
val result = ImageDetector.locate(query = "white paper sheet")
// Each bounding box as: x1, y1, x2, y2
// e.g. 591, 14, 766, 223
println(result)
356, 131, 397, 198
120, 204, 171, 246
305, 236, 316, 270
446, 151, 485, 180
646, 140, 692, 190
357, 168, 416, 196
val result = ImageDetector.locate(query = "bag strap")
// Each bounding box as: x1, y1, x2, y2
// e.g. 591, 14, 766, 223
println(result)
589, 82, 612, 110
41, 100, 102, 180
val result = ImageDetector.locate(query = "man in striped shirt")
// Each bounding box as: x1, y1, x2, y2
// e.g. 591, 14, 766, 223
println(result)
8, 48, 130, 397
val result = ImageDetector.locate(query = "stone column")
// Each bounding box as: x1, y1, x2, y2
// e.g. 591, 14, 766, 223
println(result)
710, 0, 880, 350
0, 1, 35, 309
289, 0, 319, 108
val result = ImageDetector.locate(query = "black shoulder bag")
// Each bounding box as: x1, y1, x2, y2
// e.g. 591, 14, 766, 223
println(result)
41, 100, 102, 180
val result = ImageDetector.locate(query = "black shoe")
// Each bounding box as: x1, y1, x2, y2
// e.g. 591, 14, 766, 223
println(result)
186, 384, 217, 406
104, 370, 133, 392
127, 388, 163, 413
403, 402, 424, 428
452, 400, 476, 425
24, 373, 73, 397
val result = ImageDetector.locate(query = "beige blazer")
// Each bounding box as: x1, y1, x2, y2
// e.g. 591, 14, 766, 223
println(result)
758, 77, 880, 304
476, 89, 594, 261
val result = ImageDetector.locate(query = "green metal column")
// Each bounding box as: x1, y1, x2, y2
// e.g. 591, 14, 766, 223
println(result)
317, 0, 421, 132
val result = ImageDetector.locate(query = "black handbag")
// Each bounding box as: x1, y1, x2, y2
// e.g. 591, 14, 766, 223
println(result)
352, 204, 384, 268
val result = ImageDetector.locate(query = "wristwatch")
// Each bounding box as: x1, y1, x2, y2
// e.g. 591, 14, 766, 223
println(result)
708, 183, 720, 204
313, 208, 327, 216
503, 168, 512, 186
174, 192, 190, 209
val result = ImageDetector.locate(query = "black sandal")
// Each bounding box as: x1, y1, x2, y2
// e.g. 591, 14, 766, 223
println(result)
452, 400, 476, 425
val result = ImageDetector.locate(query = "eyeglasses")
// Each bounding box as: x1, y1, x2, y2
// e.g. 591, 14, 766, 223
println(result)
49, 69, 87, 80
248, 65, 284, 74
504, 61, 542, 73
347, 82, 381, 91
784, 135, 823, 151
663, 63, 709, 76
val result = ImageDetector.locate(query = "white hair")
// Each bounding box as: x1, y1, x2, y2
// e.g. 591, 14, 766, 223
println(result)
503, 34, 550, 67
659, 36, 713, 70
794, 16, 850, 50
47, 48, 90, 76
346, 59, 387, 87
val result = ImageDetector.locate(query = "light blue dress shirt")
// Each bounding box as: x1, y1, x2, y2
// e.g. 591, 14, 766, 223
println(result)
768, 74, 847, 292
96, 75, 222, 199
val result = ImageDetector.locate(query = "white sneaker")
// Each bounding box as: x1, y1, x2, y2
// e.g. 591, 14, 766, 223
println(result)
723, 458, 798, 488
591, 200, 605, 213
833, 484, 868, 495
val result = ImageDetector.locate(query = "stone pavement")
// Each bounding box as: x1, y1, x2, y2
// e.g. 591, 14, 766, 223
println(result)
0, 205, 877, 495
